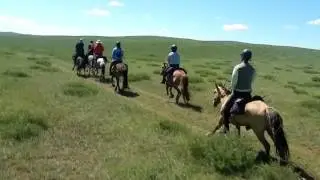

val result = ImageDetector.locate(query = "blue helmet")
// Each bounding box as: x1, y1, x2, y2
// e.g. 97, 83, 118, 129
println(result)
240, 49, 252, 61
171, 44, 177, 52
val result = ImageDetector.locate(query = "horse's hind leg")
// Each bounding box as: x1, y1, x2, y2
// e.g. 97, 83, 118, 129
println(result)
174, 86, 181, 104
254, 130, 271, 160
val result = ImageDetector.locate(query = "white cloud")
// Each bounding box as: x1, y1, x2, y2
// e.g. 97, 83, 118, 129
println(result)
283, 25, 299, 30
108, 0, 124, 7
0, 15, 172, 37
307, 18, 320, 25
85, 8, 110, 17
0, 15, 83, 35
223, 24, 248, 31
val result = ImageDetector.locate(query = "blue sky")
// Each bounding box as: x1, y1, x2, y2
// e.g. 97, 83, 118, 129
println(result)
0, 0, 319, 49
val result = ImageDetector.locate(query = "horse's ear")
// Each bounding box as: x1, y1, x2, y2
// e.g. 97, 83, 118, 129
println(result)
214, 82, 221, 95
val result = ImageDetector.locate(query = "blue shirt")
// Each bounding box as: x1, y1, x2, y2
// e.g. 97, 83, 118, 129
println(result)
167, 52, 180, 65
112, 47, 123, 61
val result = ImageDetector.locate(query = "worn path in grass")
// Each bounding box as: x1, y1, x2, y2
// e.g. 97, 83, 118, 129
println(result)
57, 57, 319, 178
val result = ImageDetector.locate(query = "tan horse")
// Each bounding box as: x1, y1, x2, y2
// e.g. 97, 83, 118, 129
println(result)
161, 63, 190, 104
207, 82, 290, 164
111, 62, 127, 93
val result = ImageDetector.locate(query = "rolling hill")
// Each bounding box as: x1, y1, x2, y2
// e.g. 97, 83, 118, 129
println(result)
0, 33, 319, 179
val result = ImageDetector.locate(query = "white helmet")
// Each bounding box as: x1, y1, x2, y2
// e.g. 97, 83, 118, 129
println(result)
96, 40, 101, 44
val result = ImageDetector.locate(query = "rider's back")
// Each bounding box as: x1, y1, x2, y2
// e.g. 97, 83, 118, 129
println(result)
168, 52, 180, 65
112, 47, 123, 61
233, 62, 255, 92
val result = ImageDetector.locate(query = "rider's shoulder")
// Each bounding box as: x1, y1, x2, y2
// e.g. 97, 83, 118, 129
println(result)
168, 52, 174, 56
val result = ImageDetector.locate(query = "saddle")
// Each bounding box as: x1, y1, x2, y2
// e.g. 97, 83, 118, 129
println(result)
230, 95, 265, 115
111, 62, 126, 74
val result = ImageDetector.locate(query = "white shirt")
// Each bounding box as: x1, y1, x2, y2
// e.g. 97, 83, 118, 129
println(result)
167, 52, 180, 65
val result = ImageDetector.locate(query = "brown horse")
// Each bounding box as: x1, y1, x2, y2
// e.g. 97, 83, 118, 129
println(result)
111, 62, 127, 93
161, 63, 190, 104
207, 82, 290, 164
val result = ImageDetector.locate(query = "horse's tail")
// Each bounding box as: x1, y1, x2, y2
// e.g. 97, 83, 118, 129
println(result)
266, 107, 290, 164
182, 75, 190, 101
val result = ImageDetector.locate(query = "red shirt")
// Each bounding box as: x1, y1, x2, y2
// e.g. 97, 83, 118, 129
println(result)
94, 43, 104, 55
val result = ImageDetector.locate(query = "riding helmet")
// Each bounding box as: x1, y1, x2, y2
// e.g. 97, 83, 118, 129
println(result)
171, 44, 177, 52
240, 49, 252, 61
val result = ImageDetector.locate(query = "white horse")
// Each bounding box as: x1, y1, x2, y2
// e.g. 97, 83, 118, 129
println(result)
87, 55, 95, 76
96, 57, 106, 80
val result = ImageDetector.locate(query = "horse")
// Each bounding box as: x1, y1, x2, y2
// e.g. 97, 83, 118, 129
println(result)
95, 57, 107, 80
75, 56, 87, 76
161, 63, 190, 104
111, 62, 127, 93
87, 54, 96, 76
207, 82, 290, 164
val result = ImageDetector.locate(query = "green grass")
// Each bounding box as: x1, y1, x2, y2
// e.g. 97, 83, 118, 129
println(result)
0, 33, 319, 179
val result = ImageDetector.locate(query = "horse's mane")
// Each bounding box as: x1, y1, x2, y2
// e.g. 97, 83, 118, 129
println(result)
216, 82, 231, 95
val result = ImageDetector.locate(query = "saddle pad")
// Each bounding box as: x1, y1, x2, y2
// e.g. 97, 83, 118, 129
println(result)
230, 98, 246, 115
97, 58, 105, 66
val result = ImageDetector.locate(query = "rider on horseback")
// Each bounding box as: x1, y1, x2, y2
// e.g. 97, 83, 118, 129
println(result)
87, 40, 94, 55
72, 38, 85, 70
93, 40, 104, 59
161, 44, 186, 84
109, 41, 129, 88
221, 49, 256, 133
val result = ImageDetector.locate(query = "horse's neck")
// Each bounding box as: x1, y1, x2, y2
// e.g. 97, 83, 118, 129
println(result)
220, 95, 230, 108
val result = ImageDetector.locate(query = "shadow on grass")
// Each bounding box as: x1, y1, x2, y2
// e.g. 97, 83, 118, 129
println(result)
189, 134, 314, 179
97, 77, 112, 84
77, 73, 91, 79
176, 102, 203, 113
118, 90, 140, 98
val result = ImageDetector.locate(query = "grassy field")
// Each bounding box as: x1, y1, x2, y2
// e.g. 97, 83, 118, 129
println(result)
0, 33, 319, 179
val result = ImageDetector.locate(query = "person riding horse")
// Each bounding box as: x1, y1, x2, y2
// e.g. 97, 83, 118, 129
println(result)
161, 44, 187, 84
87, 40, 94, 55
109, 41, 129, 89
221, 49, 256, 133
93, 40, 105, 59
72, 38, 85, 70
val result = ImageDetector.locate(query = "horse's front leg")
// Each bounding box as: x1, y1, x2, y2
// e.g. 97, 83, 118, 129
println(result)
166, 84, 169, 96
116, 76, 120, 92
169, 87, 174, 98
207, 116, 224, 136
236, 124, 241, 136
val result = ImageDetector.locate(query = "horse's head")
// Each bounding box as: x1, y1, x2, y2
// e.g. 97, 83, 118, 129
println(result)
212, 82, 231, 107
162, 62, 167, 70
160, 62, 168, 75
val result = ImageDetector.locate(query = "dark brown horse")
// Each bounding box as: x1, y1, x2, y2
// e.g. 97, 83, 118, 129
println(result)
111, 62, 127, 93
208, 82, 290, 164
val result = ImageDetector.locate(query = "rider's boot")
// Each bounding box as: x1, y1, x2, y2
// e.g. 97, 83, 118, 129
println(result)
161, 75, 166, 84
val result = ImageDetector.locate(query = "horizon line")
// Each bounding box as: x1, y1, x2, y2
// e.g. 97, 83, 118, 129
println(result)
0, 31, 319, 51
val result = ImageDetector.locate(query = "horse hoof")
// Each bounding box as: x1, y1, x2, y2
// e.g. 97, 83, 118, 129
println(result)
206, 132, 213, 136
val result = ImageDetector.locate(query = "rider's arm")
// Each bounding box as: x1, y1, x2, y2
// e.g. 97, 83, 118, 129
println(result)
251, 69, 256, 84
122, 49, 125, 61
166, 54, 171, 64
230, 65, 239, 91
